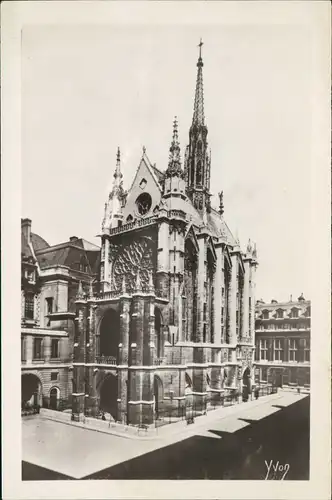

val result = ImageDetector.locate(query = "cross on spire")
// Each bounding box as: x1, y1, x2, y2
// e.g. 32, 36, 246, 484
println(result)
198, 38, 203, 60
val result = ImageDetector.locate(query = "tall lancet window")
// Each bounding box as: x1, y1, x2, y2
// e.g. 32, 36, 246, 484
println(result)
207, 248, 216, 343
184, 240, 198, 342
224, 260, 231, 344
196, 161, 202, 186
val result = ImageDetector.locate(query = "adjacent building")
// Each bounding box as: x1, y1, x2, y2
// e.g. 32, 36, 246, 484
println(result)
21, 218, 100, 410
254, 294, 311, 390
72, 43, 258, 426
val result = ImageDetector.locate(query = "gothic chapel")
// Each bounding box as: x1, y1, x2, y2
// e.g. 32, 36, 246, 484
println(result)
73, 42, 258, 425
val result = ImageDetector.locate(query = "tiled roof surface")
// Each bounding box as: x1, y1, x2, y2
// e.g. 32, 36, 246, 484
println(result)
35, 239, 100, 274
164, 195, 236, 245
151, 164, 165, 183
31, 232, 50, 252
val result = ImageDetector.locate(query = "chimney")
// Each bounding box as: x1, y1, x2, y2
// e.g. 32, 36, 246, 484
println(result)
21, 218, 32, 244
290, 294, 293, 302
70, 236, 78, 242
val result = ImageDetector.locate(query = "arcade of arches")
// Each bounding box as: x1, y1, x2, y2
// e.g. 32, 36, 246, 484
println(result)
98, 306, 164, 361
99, 308, 120, 359
99, 374, 118, 419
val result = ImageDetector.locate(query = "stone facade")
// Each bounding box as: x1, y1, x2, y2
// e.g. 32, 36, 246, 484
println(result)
72, 44, 259, 425
21, 218, 99, 410
254, 295, 311, 389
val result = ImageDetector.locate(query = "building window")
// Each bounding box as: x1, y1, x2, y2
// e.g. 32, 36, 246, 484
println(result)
260, 339, 268, 360
277, 309, 284, 319
249, 297, 251, 307
46, 297, 54, 315
51, 339, 60, 359
221, 307, 224, 322
261, 367, 268, 382
33, 338, 42, 359
203, 324, 207, 343
290, 308, 299, 318
222, 287, 224, 297
274, 339, 283, 361
203, 303, 207, 322
262, 310, 269, 320
304, 339, 310, 362
51, 372, 58, 381
21, 337, 25, 361
289, 339, 298, 362
24, 293, 34, 319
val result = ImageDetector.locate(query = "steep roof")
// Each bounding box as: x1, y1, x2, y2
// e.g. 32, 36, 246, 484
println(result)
164, 195, 236, 246
31, 233, 50, 252
151, 164, 165, 184
35, 237, 100, 274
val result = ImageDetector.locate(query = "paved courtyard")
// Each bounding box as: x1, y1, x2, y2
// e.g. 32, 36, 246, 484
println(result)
22, 390, 309, 480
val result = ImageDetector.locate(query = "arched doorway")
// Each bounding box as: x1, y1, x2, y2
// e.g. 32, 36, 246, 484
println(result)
155, 307, 163, 359
99, 309, 120, 361
154, 375, 163, 417
50, 387, 60, 410
99, 374, 118, 420
242, 367, 251, 402
21, 374, 41, 409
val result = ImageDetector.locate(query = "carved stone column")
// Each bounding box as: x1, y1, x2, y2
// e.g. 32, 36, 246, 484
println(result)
242, 259, 250, 338
44, 336, 51, 363
229, 253, 238, 346
214, 244, 223, 345
72, 298, 87, 422
85, 301, 98, 417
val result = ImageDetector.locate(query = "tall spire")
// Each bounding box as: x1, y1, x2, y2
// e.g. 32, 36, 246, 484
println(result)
166, 116, 184, 178
101, 147, 125, 233
192, 38, 205, 126
113, 147, 123, 187
185, 40, 211, 212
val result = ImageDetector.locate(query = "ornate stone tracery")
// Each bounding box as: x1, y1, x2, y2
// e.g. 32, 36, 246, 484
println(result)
111, 236, 156, 291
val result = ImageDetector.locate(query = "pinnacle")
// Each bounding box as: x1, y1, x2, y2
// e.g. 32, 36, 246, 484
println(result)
166, 116, 184, 179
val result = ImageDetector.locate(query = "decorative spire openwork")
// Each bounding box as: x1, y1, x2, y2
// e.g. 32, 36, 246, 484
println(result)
192, 39, 205, 126
252, 243, 257, 259
113, 147, 123, 185
218, 191, 224, 216
166, 116, 184, 178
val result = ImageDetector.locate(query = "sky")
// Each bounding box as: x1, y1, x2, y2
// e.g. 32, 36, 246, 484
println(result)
21, 22, 312, 303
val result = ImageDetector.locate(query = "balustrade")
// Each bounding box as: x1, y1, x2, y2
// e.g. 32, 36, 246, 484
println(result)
95, 355, 117, 365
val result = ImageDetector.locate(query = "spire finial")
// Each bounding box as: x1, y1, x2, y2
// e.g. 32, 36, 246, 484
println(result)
198, 38, 203, 61
122, 275, 126, 294
166, 116, 184, 179
89, 280, 94, 298
136, 270, 141, 291
148, 270, 154, 291
113, 146, 123, 183
76, 281, 84, 299
192, 40, 205, 126
247, 238, 253, 254
142, 145, 146, 155
218, 191, 224, 216
252, 242, 257, 259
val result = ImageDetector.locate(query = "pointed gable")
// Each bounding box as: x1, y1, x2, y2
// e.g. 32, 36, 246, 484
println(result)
184, 223, 199, 253
122, 152, 162, 222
